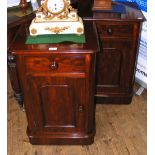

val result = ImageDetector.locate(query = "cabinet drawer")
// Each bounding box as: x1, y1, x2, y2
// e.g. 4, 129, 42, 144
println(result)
96, 22, 133, 38
24, 55, 86, 73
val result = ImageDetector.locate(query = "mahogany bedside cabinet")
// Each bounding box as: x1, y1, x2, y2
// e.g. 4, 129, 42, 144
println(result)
8, 20, 99, 145
92, 2, 145, 104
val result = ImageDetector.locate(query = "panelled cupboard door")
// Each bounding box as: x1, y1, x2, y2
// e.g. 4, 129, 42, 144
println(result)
25, 75, 86, 134
96, 48, 123, 93
96, 40, 133, 94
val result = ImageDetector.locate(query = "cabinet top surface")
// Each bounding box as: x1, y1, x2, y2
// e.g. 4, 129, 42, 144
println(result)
89, 2, 145, 22
9, 21, 99, 54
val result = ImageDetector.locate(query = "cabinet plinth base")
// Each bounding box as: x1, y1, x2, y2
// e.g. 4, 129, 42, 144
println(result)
27, 128, 95, 145
95, 94, 133, 104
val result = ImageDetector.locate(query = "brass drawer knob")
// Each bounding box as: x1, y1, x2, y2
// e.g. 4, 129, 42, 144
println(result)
107, 27, 113, 35
50, 61, 58, 70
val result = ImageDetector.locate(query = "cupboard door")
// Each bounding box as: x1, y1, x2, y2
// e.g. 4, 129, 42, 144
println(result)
96, 48, 123, 93
96, 40, 133, 95
25, 74, 86, 134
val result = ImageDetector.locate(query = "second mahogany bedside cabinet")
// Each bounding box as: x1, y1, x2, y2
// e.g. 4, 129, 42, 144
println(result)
9, 21, 99, 145
92, 2, 145, 104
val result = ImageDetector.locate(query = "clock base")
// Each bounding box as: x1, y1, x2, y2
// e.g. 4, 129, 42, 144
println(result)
29, 17, 84, 35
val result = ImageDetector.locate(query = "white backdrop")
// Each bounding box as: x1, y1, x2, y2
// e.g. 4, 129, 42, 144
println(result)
135, 10, 147, 88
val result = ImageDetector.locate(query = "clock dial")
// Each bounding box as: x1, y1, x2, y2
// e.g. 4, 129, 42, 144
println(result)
46, 0, 65, 14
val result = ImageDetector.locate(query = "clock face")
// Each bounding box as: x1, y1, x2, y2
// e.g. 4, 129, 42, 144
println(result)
46, 0, 65, 14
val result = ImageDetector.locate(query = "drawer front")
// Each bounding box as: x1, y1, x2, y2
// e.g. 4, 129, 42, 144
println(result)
96, 22, 133, 38
24, 55, 86, 73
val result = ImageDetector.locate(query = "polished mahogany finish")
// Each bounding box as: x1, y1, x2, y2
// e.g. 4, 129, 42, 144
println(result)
9, 21, 98, 145
92, 2, 145, 103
